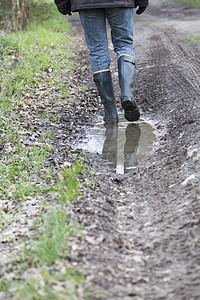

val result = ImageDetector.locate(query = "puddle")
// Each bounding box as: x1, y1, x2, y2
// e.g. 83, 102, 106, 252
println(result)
77, 113, 156, 174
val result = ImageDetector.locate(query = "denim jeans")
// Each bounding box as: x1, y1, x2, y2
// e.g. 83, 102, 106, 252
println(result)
79, 8, 135, 73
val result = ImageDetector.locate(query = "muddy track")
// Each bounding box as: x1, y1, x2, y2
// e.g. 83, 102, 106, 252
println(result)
0, 2, 199, 298
66, 1, 200, 299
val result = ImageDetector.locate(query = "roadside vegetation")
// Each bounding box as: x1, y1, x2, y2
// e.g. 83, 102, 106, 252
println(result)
0, 0, 86, 298
174, 0, 200, 7
173, 0, 200, 43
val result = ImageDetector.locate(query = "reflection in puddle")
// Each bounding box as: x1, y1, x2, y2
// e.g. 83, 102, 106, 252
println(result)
78, 114, 156, 174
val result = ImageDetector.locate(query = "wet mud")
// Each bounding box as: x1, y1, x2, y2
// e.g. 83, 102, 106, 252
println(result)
77, 114, 156, 174
65, 0, 200, 299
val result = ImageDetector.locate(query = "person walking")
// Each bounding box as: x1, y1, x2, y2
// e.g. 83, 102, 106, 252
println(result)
54, 0, 149, 124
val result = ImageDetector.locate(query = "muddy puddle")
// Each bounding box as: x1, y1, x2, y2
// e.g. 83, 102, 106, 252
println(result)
77, 113, 156, 174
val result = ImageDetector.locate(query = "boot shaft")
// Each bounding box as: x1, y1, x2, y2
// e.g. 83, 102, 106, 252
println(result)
118, 55, 140, 121
93, 70, 118, 124
118, 55, 136, 101
93, 70, 115, 105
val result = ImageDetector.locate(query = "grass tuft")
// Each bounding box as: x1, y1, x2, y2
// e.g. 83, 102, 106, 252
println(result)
52, 160, 86, 203
25, 207, 81, 266
188, 34, 200, 43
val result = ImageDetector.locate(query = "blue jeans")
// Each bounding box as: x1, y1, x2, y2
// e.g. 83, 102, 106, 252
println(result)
79, 8, 135, 73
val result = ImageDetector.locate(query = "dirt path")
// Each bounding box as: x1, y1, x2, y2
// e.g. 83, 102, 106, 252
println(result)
66, 1, 200, 299
1, 0, 199, 299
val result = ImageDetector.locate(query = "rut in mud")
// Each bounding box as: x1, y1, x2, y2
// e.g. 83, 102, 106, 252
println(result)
66, 1, 200, 299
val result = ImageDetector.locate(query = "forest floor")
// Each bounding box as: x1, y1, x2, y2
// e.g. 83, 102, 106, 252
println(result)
1, 0, 200, 299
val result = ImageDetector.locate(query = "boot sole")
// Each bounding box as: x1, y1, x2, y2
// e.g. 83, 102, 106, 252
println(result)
104, 118, 119, 124
122, 100, 140, 122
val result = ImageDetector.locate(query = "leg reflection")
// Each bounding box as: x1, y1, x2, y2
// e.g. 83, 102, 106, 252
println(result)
102, 123, 118, 170
124, 124, 141, 172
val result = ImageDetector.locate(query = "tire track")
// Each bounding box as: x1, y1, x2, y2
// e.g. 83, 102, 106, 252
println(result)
149, 26, 200, 92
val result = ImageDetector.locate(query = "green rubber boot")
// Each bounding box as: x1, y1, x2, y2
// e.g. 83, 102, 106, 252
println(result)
118, 55, 140, 122
93, 71, 118, 124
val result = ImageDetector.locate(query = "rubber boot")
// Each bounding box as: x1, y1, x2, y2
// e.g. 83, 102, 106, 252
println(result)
93, 71, 118, 124
118, 55, 140, 121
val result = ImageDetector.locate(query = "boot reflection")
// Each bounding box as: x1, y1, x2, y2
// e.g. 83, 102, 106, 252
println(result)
124, 124, 141, 172
102, 123, 118, 169
102, 123, 141, 174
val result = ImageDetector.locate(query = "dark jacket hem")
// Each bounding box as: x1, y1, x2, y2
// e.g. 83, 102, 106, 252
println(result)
54, 0, 149, 15
72, 4, 134, 12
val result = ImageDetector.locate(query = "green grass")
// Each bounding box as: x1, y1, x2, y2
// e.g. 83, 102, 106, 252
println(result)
15, 206, 84, 299
8, 205, 84, 299
13, 269, 83, 300
0, 279, 9, 293
48, 160, 86, 203
173, 0, 200, 6
0, 3, 73, 101
0, 210, 6, 230
0, 209, 15, 230
188, 34, 200, 42
26, 207, 81, 266
0, 1, 87, 299
0, 0, 74, 202
0, 141, 50, 201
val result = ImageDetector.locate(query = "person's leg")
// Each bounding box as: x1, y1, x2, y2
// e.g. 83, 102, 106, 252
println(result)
79, 9, 118, 123
106, 8, 140, 121
106, 7, 135, 60
79, 9, 110, 73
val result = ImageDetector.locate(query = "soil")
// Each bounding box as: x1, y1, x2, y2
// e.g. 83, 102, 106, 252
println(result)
0, 0, 200, 299
66, 0, 200, 299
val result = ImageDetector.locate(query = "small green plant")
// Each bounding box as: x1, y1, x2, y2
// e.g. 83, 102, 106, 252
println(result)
0, 209, 15, 230
46, 160, 86, 203
80, 84, 86, 92
0, 210, 5, 230
188, 34, 200, 43
0, 279, 9, 292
